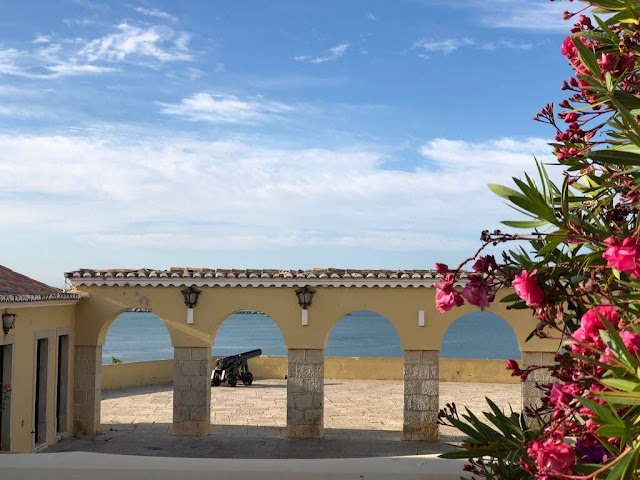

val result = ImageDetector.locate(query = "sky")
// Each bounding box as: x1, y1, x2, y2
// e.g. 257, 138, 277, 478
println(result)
0, 0, 575, 287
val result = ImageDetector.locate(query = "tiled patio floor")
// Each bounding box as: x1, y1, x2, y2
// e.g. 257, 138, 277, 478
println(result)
46, 380, 520, 458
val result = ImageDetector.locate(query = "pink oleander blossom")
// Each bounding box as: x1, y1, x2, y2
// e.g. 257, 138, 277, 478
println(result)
512, 269, 545, 307
602, 236, 640, 278
435, 275, 464, 313
621, 330, 640, 357
461, 277, 491, 309
572, 305, 619, 355
472, 255, 496, 273
527, 438, 576, 478
549, 383, 582, 408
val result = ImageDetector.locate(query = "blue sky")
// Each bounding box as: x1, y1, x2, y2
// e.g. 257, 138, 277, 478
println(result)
0, 0, 573, 287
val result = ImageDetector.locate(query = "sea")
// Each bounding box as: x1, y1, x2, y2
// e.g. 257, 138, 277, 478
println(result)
102, 310, 522, 365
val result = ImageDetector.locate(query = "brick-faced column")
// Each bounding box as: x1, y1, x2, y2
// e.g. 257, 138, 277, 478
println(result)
286, 348, 324, 439
403, 350, 439, 441
522, 352, 555, 415
73, 345, 101, 435
173, 347, 211, 436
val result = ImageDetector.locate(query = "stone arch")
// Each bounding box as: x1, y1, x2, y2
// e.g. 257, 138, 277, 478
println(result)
103, 309, 175, 363
74, 286, 211, 348
322, 309, 404, 436
320, 303, 409, 351
97, 307, 178, 349
440, 311, 521, 360
211, 309, 287, 356
325, 310, 402, 358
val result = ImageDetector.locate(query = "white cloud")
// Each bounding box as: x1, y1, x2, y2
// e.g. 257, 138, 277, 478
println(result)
0, 132, 555, 255
0, 47, 117, 79
414, 38, 474, 55
0, 104, 50, 119
46, 63, 117, 76
79, 22, 192, 62
413, 37, 539, 57
471, 0, 570, 32
158, 92, 294, 124
478, 40, 536, 51
134, 7, 177, 22
33, 34, 51, 44
296, 43, 351, 64
367, 12, 377, 21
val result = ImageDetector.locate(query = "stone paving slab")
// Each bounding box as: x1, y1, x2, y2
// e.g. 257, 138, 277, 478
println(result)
45, 380, 520, 459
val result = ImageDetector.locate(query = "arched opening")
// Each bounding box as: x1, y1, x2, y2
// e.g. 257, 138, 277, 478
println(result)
210, 310, 287, 437
100, 309, 174, 432
441, 312, 520, 360
439, 312, 521, 435
324, 310, 403, 438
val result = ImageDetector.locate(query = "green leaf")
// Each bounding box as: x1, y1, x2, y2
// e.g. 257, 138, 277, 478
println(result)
601, 378, 640, 392
488, 183, 525, 200
598, 391, 640, 405
589, 148, 640, 166
572, 37, 601, 78
596, 424, 627, 438
501, 220, 549, 228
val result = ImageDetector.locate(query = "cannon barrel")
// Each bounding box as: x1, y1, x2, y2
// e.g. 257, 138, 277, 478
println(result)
215, 349, 262, 369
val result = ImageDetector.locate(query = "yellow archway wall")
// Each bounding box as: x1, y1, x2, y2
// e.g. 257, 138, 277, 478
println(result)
73, 285, 558, 353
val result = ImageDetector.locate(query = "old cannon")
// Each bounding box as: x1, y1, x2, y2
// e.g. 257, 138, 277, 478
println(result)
211, 349, 262, 387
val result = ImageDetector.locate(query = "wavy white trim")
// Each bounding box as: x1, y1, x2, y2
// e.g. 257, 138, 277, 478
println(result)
67, 277, 442, 289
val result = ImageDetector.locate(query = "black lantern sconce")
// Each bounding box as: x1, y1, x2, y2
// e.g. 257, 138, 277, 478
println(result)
181, 286, 201, 324
295, 286, 315, 326
2, 312, 16, 335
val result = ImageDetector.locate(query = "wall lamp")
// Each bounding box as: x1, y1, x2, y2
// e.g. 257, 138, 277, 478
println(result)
181, 286, 201, 324
2, 312, 16, 335
295, 286, 315, 326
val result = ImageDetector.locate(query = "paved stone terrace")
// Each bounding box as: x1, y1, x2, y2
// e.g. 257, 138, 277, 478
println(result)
47, 380, 520, 459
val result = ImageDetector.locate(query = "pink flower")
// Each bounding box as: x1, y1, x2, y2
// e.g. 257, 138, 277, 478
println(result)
572, 306, 619, 355
561, 36, 578, 59
603, 236, 640, 277
435, 263, 449, 275
4, 382, 10, 389
506, 359, 519, 371
472, 255, 496, 273
435, 275, 464, 313
564, 112, 579, 123
597, 53, 618, 73
582, 305, 619, 332
461, 281, 491, 308
621, 330, 640, 356
512, 269, 545, 307
549, 383, 582, 408
578, 14, 592, 28
619, 54, 635, 71
528, 438, 576, 476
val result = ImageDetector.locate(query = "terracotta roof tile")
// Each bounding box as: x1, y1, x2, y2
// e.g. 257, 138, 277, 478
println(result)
0, 265, 85, 303
0, 265, 61, 295
65, 267, 466, 281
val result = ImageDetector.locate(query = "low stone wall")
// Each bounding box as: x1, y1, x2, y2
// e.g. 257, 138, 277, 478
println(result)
102, 356, 519, 389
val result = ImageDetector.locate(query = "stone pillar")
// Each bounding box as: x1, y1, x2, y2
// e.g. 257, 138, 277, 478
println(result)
522, 352, 555, 415
73, 345, 101, 435
403, 350, 439, 441
173, 347, 211, 436
286, 348, 324, 439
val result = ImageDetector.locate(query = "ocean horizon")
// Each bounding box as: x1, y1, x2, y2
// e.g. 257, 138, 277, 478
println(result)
102, 310, 522, 364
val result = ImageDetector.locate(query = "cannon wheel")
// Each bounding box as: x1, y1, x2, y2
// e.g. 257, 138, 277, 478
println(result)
227, 374, 238, 387
242, 372, 253, 386
211, 371, 222, 387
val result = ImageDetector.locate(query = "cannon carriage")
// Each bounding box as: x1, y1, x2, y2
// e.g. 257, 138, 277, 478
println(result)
211, 349, 262, 387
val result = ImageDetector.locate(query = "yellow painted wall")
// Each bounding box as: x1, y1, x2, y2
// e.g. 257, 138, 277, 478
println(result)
103, 359, 173, 389
73, 285, 560, 354
101, 356, 519, 389
0, 303, 75, 453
